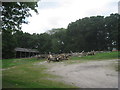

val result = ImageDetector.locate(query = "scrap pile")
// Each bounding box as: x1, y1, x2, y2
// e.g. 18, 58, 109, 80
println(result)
47, 54, 70, 63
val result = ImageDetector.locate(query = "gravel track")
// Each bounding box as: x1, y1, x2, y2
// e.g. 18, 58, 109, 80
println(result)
46, 59, 118, 88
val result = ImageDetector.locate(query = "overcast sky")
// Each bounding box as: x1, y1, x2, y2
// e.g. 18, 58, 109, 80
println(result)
22, 0, 119, 34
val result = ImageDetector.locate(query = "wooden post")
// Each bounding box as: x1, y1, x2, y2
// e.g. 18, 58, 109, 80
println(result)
15, 51, 17, 58
29, 52, 30, 57
20, 51, 21, 58
25, 52, 26, 58
32, 53, 33, 57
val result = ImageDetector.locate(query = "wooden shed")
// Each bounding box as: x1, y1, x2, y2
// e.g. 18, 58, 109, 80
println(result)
14, 47, 39, 58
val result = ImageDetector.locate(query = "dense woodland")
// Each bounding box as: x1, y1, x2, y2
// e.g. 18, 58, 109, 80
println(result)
2, 3, 120, 59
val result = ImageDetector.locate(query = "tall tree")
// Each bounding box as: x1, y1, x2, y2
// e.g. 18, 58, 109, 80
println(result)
66, 14, 119, 52
105, 14, 119, 50
2, 2, 38, 59
50, 28, 66, 53
2, 30, 16, 58
37, 33, 52, 54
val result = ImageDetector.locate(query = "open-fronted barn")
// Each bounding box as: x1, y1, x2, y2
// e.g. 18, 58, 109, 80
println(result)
15, 47, 39, 58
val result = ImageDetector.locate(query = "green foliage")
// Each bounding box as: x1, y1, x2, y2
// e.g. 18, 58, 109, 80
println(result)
2, 30, 16, 58
37, 33, 52, 54
49, 28, 67, 53
2, 2, 38, 31
66, 14, 119, 52
2, 2, 38, 59
2, 12, 120, 58
13, 31, 33, 48
105, 14, 119, 50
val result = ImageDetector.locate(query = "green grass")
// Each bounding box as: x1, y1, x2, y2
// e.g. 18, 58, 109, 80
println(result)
63, 51, 119, 64
2, 51, 119, 88
2, 58, 44, 68
70, 51, 119, 60
2, 58, 77, 88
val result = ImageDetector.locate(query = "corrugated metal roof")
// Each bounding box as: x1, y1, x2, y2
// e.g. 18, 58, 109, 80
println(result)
15, 48, 39, 53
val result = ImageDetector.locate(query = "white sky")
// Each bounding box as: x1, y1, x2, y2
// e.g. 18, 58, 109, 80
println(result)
22, 0, 119, 34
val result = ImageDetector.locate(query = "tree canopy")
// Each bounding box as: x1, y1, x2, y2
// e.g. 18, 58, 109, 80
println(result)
2, 2, 38, 31
2, 1, 119, 59
2, 2, 38, 59
12, 13, 119, 54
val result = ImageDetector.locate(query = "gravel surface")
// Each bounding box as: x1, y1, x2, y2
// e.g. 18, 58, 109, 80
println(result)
46, 59, 118, 88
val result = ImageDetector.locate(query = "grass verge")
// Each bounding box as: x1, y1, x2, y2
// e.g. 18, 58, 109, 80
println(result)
2, 58, 44, 68
63, 51, 119, 64
2, 58, 77, 88
70, 51, 119, 60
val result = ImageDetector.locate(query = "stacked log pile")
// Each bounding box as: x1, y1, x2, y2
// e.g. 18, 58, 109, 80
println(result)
47, 54, 70, 63
34, 50, 111, 63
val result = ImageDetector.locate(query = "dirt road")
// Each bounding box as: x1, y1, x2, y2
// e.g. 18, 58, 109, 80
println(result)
46, 59, 118, 88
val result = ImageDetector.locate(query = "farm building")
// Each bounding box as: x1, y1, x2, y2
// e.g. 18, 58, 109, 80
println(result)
15, 47, 39, 58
